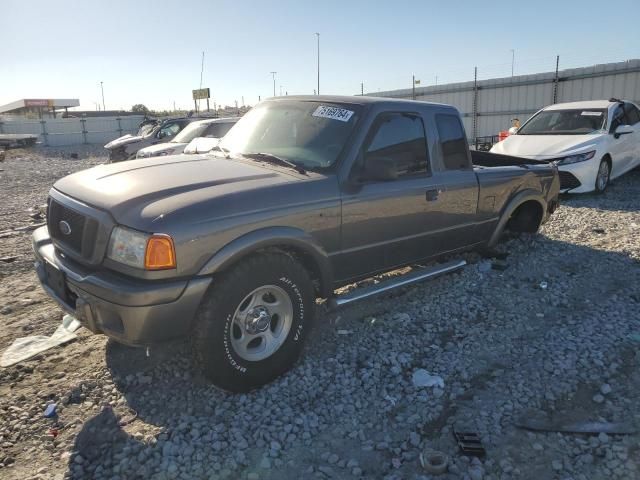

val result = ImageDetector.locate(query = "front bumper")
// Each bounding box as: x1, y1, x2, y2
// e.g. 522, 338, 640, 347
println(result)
32, 226, 211, 346
557, 158, 600, 194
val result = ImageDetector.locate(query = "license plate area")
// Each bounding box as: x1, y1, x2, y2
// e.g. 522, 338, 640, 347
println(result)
44, 260, 71, 305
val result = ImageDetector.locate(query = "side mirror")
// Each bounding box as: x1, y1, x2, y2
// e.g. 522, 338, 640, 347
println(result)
363, 156, 398, 181
614, 124, 633, 138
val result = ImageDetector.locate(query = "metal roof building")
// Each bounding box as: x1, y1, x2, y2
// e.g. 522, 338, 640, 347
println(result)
368, 59, 640, 140
0, 98, 80, 119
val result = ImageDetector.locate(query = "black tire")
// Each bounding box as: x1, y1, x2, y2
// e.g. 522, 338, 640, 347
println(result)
192, 252, 315, 392
507, 203, 541, 233
594, 159, 610, 194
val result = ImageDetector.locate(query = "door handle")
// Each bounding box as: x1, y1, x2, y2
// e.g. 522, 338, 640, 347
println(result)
425, 189, 440, 202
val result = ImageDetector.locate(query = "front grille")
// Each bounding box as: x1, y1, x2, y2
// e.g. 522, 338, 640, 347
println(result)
48, 199, 98, 259
558, 171, 581, 190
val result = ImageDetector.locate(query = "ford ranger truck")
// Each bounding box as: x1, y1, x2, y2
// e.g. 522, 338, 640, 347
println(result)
33, 96, 560, 392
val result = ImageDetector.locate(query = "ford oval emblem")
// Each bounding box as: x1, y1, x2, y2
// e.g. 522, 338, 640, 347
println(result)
59, 220, 72, 236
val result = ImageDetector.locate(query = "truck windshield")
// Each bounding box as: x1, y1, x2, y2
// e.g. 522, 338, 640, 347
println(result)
217, 100, 361, 169
517, 109, 607, 135
172, 121, 210, 143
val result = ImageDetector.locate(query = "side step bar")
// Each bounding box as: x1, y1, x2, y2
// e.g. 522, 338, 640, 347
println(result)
329, 259, 466, 309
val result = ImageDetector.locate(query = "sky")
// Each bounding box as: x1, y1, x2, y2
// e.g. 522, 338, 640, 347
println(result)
2, 0, 639, 112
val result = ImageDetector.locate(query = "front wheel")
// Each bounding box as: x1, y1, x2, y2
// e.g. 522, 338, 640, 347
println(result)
595, 159, 610, 194
192, 252, 316, 392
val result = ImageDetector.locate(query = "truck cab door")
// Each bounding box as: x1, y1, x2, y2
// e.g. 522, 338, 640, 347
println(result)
337, 113, 446, 282
431, 113, 481, 244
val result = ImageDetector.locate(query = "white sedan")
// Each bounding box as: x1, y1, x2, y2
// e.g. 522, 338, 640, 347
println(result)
136, 117, 238, 159
491, 99, 640, 193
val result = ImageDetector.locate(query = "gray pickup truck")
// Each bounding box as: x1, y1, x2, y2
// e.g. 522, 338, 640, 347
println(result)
33, 96, 559, 392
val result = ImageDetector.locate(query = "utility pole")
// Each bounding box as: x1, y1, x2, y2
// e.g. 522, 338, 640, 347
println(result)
315, 32, 320, 95
553, 55, 560, 104
270, 72, 277, 97
100, 81, 105, 111
361, 82, 364, 96
199, 51, 205, 112
510, 49, 515, 77
435, 76, 438, 85
472, 67, 478, 143
412, 75, 415, 100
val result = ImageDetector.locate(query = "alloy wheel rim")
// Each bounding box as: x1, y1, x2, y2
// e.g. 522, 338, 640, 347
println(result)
597, 162, 609, 191
229, 285, 293, 362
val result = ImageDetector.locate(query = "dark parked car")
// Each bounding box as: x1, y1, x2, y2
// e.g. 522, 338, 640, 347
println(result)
34, 96, 559, 392
104, 117, 196, 162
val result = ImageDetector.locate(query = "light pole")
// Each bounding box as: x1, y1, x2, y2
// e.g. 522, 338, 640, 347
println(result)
270, 72, 277, 97
100, 81, 105, 111
315, 32, 320, 95
510, 49, 515, 77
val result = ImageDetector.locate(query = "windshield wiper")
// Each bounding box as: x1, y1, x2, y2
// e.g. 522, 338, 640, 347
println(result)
242, 152, 307, 174
210, 144, 230, 158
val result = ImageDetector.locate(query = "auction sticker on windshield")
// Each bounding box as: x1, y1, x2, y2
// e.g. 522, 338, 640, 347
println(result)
581, 111, 603, 116
312, 105, 354, 122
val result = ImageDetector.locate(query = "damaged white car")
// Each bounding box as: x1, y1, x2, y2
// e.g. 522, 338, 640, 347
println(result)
491, 99, 640, 193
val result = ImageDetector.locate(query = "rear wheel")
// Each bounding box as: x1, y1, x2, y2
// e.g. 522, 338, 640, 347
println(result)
192, 252, 315, 392
595, 159, 610, 194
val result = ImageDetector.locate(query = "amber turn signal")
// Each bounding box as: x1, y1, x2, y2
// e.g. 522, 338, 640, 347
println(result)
144, 234, 176, 270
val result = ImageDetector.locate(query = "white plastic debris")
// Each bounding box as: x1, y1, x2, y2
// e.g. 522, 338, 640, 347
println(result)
336, 329, 352, 335
539, 281, 548, 290
412, 369, 444, 388
62, 314, 81, 332
1, 316, 81, 367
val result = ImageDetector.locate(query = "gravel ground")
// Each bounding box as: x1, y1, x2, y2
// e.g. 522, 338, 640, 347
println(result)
0, 147, 639, 480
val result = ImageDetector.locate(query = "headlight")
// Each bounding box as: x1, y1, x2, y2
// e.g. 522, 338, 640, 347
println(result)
555, 150, 596, 165
107, 226, 176, 270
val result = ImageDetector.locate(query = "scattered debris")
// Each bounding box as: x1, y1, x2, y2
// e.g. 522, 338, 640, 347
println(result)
412, 369, 444, 388
491, 259, 508, 271
477, 261, 492, 273
628, 333, 640, 343
515, 417, 636, 435
118, 407, 138, 427
539, 281, 548, 290
43, 403, 57, 418
62, 314, 82, 332
337, 329, 352, 335
453, 429, 486, 457
419, 448, 448, 475
13, 222, 45, 232
70, 153, 79, 159
0, 256, 18, 263
592, 228, 606, 234
1, 318, 80, 367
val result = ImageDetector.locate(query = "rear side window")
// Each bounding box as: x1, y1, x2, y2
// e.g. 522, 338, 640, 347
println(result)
624, 103, 640, 125
364, 113, 429, 177
436, 114, 469, 170
205, 122, 235, 138
610, 106, 628, 131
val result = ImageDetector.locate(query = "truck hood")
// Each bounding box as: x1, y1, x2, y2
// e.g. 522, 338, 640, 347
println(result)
490, 133, 602, 159
53, 154, 297, 228
104, 134, 144, 149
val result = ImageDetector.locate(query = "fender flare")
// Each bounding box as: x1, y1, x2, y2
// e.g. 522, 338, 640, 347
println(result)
197, 226, 334, 297
488, 189, 547, 247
